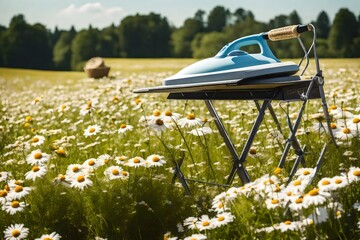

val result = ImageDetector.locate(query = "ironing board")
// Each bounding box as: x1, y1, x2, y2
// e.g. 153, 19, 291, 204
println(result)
134, 24, 337, 195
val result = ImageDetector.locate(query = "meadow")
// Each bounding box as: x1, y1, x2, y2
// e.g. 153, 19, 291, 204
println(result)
0, 58, 360, 240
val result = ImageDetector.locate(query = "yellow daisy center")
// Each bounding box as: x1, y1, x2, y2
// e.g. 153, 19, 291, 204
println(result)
25, 116, 32, 122
59, 175, 66, 181
34, 152, 43, 159
61, 104, 67, 111
135, 98, 142, 105
352, 170, 360, 176
118, 156, 127, 161
153, 110, 161, 116
335, 179, 342, 184
0, 190, 7, 197
342, 128, 351, 134
217, 216, 225, 221
293, 180, 301, 186
201, 117, 208, 123
87, 101, 92, 108
274, 185, 281, 192
202, 221, 210, 227
56, 148, 66, 155
24, 122, 31, 128
122, 171, 128, 176
295, 198, 303, 204
155, 119, 164, 126
274, 167, 282, 174
330, 105, 337, 110
32, 137, 39, 143
88, 160, 96, 166
330, 123, 337, 129
353, 118, 360, 124
322, 180, 331, 185
165, 110, 172, 116
32, 166, 40, 172
112, 169, 120, 175
271, 199, 279, 204
43, 238, 53, 240
11, 229, 21, 237
309, 188, 319, 196
72, 166, 80, 172
218, 202, 224, 208
303, 170, 310, 175
152, 156, 160, 162
120, 124, 127, 129
133, 158, 141, 163
187, 113, 195, 120
14, 180, 21, 185
77, 175, 85, 183
89, 128, 96, 133
284, 220, 292, 225
14, 186, 23, 193
5, 185, 10, 191
11, 200, 20, 208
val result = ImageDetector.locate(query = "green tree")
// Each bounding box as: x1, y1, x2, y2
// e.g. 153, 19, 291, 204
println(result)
71, 27, 102, 70
100, 24, 120, 57
1, 15, 52, 69
0, 25, 6, 66
191, 32, 228, 58
119, 13, 171, 58
53, 30, 76, 70
315, 11, 330, 39
207, 6, 230, 32
288, 10, 302, 24
233, 8, 254, 23
328, 8, 358, 57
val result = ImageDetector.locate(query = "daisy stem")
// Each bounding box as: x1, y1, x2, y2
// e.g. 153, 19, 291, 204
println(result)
140, 105, 152, 153
172, 119, 198, 173
195, 130, 215, 180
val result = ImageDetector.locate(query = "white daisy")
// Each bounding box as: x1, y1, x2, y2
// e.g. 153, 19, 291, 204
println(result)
288, 196, 306, 212
294, 168, 316, 181
82, 158, 100, 170
29, 135, 45, 146
2, 200, 26, 215
7, 185, 32, 200
66, 164, 86, 178
334, 127, 355, 140
145, 154, 166, 167
303, 188, 331, 208
118, 124, 134, 133
149, 118, 172, 133
57, 103, 69, 113
3, 223, 29, 240
211, 200, 230, 213
0, 171, 12, 182
80, 98, 98, 116
265, 198, 284, 209
104, 166, 128, 180
183, 216, 198, 230
163, 110, 181, 123
126, 156, 145, 168
195, 215, 214, 231
26, 149, 50, 166
70, 174, 93, 191
53, 174, 71, 187
188, 127, 213, 136
97, 154, 112, 166
184, 234, 207, 240
210, 212, 235, 228
177, 113, 203, 128
347, 167, 360, 183
35, 231, 61, 240
329, 175, 349, 190
0, 190, 10, 205
24, 165, 47, 181
115, 156, 128, 165
317, 177, 333, 192
275, 220, 300, 232
84, 124, 101, 137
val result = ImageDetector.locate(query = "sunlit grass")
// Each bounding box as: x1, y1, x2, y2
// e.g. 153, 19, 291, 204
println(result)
0, 58, 359, 239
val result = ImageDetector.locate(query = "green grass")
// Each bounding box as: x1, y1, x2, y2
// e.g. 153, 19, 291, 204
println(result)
0, 58, 360, 240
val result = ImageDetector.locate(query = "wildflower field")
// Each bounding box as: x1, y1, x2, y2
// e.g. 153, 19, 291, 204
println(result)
0, 58, 360, 240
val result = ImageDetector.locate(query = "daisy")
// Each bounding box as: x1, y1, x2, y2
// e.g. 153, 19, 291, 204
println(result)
177, 113, 203, 128
317, 177, 333, 192
24, 165, 47, 181
57, 103, 69, 113
184, 234, 207, 240
115, 156, 128, 165
163, 110, 181, 123
3, 223, 29, 240
70, 174, 93, 190
26, 149, 50, 166
347, 167, 360, 183
334, 127, 355, 140
97, 154, 112, 166
133, 98, 144, 110
275, 220, 300, 232
348, 115, 360, 135
288, 197, 306, 212
188, 127, 213, 136
0, 190, 10, 205
0, 171, 11, 182
30, 135, 45, 146
211, 200, 230, 213
2, 200, 26, 215
149, 118, 172, 133
126, 156, 145, 168
294, 168, 316, 181
53, 174, 71, 187
303, 188, 331, 208
55, 148, 67, 157
104, 166, 128, 180
83, 158, 100, 171
329, 175, 349, 191
210, 212, 235, 228
7, 185, 32, 200
80, 98, 98, 116
265, 198, 284, 209
66, 164, 86, 178
118, 124, 133, 133
35, 231, 61, 240
145, 154, 166, 167
84, 125, 101, 137
195, 215, 214, 231
183, 216, 198, 230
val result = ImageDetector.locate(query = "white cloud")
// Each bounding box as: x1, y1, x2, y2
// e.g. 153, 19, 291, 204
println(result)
56, 2, 126, 29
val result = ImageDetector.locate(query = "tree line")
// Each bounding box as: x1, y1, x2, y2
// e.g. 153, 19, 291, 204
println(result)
0, 6, 359, 71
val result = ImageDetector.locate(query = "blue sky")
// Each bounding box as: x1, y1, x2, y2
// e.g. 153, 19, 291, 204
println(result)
0, 0, 359, 30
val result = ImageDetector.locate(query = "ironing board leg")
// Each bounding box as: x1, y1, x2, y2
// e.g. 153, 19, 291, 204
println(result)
223, 100, 270, 185
204, 100, 251, 185
286, 145, 307, 185
171, 156, 191, 195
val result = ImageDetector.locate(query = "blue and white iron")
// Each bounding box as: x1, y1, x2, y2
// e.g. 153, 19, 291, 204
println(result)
163, 33, 299, 86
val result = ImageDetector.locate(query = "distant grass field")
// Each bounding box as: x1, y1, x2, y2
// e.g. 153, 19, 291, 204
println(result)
0, 58, 360, 240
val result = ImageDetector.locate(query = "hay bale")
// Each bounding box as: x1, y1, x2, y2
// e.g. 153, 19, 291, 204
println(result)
84, 57, 110, 78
